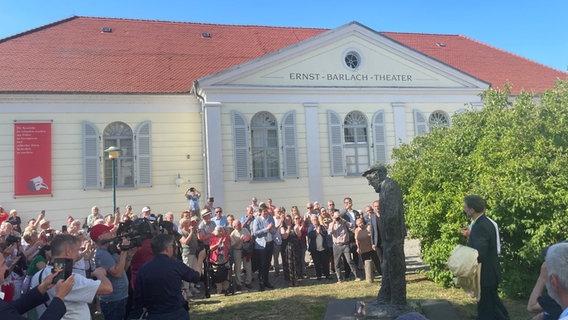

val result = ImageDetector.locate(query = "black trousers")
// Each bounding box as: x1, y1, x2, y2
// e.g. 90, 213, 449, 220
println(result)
478, 284, 509, 320
254, 241, 274, 287
311, 249, 330, 278
361, 249, 382, 275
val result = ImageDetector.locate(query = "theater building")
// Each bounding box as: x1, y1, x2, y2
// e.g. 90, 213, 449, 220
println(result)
0, 17, 565, 225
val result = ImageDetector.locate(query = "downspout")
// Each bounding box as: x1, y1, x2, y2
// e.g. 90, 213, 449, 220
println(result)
191, 81, 209, 201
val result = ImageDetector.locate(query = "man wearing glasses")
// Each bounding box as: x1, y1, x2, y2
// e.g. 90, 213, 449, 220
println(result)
213, 207, 228, 227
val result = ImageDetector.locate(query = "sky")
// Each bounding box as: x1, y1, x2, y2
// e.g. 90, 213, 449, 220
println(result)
0, 0, 566, 72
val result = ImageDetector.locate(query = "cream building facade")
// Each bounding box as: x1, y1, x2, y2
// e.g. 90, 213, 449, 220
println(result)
196, 23, 488, 213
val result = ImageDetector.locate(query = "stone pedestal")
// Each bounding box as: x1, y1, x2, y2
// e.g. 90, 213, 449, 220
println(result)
365, 302, 413, 319
325, 299, 458, 320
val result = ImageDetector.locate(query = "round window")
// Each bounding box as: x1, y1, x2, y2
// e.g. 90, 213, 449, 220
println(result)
344, 51, 361, 70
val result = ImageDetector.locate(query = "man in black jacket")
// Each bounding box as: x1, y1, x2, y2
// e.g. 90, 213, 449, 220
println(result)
135, 234, 200, 319
0, 251, 74, 320
464, 194, 509, 320
339, 197, 360, 279
370, 200, 383, 275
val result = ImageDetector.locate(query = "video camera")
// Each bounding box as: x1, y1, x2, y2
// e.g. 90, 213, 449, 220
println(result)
102, 218, 158, 254
102, 215, 181, 254
155, 215, 181, 241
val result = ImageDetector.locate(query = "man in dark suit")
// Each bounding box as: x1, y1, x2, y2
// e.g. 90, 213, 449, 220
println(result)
464, 195, 509, 320
370, 200, 383, 275
340, 197, 360, 279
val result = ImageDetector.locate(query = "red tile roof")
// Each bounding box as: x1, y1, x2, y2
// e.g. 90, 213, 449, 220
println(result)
0, 16, 565, 95
382, 32, 567, 95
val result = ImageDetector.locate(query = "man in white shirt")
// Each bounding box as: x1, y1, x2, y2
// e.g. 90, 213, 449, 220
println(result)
461, 212, 501, 255
31, 234, 112, 320
252, 207, 276, 291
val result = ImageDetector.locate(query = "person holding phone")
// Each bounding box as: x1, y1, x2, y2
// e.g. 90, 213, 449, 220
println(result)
0, 250, 74, 320
30, 234, 112, 320
185, 187, 201, 215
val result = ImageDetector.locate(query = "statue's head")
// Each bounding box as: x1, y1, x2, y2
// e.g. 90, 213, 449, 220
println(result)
362, 164, 388, 192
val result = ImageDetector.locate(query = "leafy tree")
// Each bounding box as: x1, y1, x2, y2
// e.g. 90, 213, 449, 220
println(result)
390, 80, 568, 298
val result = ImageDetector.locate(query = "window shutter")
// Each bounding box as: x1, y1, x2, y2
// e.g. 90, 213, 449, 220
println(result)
136, 121, 152, 187
372, 110, 387, 164
281, 111, 298, 178
232, 111, 250, 181
414, 109, 429, 136
82, 121, 100, 189
327, 110, 345, 176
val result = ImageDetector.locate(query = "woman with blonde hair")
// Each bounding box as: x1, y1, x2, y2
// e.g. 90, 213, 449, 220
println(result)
209, 226, 231, 294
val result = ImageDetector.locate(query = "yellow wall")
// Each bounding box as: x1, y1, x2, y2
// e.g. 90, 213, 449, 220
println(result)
0, 94, 204, 228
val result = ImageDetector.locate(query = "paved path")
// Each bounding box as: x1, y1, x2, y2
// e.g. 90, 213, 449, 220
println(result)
202, 237, 426, 295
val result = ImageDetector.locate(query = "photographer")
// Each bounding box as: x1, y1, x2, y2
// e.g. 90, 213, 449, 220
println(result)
3, 233, 28, 301
91, 224, 136, 320
30, 234, 112, 320
1, 250, 75, 320
184, 187, 201, 216
329, 211, 361, 283
179, 217, 200, 297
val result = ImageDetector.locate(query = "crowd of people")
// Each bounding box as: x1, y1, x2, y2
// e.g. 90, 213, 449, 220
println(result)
184, 195, 385, 293
5, 188, 568, 320
0, 193, 386, 319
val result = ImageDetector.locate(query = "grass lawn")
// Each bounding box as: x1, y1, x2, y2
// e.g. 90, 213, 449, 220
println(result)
189, 272, 531, 320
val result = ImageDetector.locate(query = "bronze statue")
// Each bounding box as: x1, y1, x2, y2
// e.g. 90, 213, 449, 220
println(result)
362, 164, 407, 307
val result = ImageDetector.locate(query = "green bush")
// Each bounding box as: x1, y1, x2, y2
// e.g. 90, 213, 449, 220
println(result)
391, 80, 568, 298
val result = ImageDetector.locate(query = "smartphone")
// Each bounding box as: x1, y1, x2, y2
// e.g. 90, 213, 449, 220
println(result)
52, 258, 73, 284
61, 225, 67, 233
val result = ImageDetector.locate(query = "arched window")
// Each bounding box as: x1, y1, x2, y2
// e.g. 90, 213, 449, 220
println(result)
103, 121, 134, 188
344, 111, 369, 175
251, 112, 279, 180
428, 110, 450, 128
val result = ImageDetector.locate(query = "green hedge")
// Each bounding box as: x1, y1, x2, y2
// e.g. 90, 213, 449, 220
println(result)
391, 80, 568, 298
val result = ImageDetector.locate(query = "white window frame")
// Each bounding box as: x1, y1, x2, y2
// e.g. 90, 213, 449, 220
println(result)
82, 121, 152, 189
251, 111, 280, 180
343, 111, 370, 176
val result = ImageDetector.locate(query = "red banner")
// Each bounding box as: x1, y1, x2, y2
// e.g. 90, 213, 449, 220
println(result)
14, 122, 52, 196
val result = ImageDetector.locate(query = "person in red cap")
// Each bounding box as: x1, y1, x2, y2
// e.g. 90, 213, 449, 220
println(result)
90, 224, 136, 320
